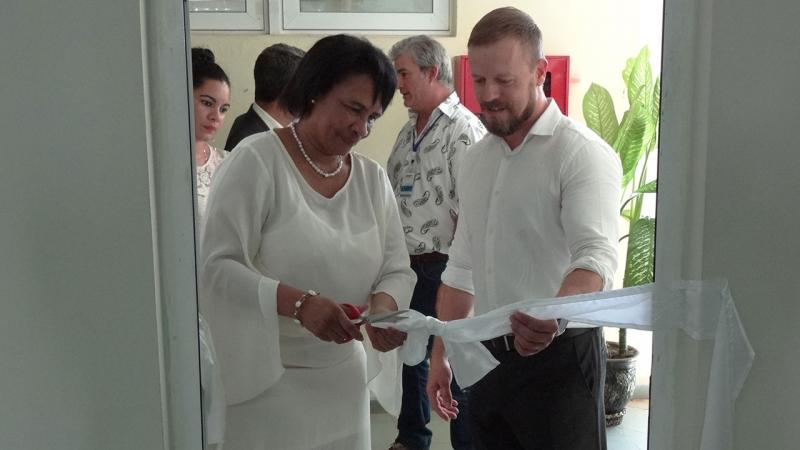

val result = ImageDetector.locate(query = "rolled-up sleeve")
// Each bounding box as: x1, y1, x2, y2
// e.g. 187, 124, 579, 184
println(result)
560, 141, 622, 290
441, 203, 475, 294
442, 145, 476, 295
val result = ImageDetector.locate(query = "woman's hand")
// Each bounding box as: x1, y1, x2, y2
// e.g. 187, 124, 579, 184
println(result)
362, 292, 407, 351
296, 295, 364, 344
365, 324, 407, 352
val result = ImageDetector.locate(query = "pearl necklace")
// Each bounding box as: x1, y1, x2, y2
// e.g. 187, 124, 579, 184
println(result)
289, 122, 344, 178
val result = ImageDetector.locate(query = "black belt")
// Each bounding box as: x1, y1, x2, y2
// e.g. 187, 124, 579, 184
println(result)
409, 252, 448, 263
483, 327, 595, 353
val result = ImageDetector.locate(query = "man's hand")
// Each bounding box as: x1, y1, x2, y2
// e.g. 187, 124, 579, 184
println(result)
510, 312, 558, 356
427, 342, 459, 420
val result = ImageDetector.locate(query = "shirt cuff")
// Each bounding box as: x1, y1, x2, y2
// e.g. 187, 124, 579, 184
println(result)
441, 264, 475, 295
373, 274, 415, 311
565, 257, 615, 291
257, 276, 281, 320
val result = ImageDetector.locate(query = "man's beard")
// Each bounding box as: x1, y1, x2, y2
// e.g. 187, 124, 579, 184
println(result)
479, 97, 536, 137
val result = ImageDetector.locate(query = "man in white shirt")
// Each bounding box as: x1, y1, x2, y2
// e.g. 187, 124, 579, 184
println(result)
224, 43, 305, 150
386, 35, 486, 450
427, 8, 622, 450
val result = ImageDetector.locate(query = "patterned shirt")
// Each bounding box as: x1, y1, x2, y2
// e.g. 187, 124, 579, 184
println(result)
387, 92, 486, 255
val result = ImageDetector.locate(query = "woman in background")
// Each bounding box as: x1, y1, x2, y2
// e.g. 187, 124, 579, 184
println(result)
192, 47, 231, 216
199, 35, 415, 450
191, 47, 230, 450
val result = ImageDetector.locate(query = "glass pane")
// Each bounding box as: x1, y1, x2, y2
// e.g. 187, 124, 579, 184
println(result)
189, 0, 247, 13
300, 0, 433, 14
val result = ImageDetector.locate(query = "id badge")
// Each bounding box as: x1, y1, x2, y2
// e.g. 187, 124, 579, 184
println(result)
398, 172, 415, 197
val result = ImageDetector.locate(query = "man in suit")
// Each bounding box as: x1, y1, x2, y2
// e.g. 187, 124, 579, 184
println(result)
224, 43, 305, 150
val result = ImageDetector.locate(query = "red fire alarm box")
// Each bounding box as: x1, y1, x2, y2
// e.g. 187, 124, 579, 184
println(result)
453, 55, 570, 116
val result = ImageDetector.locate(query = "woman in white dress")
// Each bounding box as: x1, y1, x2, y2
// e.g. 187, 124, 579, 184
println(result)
199, 35, 416, 450
191, 47, 231, 450
192, 48, 230, 215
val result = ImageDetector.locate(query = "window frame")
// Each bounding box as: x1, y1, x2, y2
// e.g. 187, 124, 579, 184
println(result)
268, 0, 451, 34
188, 0, 266, 31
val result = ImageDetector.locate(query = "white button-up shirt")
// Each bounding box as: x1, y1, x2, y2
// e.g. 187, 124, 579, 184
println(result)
387, 92, 486, 255
252, 102, 283, 130
442, 100, 621, 315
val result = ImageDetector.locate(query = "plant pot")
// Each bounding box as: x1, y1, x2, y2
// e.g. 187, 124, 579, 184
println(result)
604, 341, 639, 427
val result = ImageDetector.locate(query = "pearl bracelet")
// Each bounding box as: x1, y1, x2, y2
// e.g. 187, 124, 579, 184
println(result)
292, 290, 319, 325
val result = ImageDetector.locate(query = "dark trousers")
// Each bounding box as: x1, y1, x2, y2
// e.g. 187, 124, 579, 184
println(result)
468, 328, 607, 450
396, 259, 472, 450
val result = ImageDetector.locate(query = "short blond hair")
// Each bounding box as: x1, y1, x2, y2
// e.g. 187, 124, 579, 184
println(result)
468, 7, 543, 61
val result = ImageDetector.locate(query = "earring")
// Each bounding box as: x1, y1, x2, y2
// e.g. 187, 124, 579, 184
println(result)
310, 99, 316, 104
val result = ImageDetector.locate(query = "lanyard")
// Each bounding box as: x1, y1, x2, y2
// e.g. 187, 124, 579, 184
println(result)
411, 111, 446, 153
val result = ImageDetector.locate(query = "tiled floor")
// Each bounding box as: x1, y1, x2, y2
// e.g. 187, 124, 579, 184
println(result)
606, 399, 649, 450
370, 398, 649, 450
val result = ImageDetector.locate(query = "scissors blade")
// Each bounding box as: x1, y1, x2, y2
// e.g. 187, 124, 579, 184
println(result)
354, 309, 411, 325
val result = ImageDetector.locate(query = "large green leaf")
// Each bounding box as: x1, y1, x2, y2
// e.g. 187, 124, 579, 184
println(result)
652, 76, 661, 124
641, 76, 661, 157
620, 179, 657, 218
623, 217, 656, 287
616, 110, 648, 188
635, 179, 658, 193
583, 47, 659, 342
623, 47, 653, 108
620, 208, 634, 223
582, 83, 619, 146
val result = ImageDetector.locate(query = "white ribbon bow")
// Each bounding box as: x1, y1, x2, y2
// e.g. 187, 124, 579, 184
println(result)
371, 281, 754, 450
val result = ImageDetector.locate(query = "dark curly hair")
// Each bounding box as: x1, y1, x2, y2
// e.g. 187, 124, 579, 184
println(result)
191, 47, 230, 89
279, 34, 396, 119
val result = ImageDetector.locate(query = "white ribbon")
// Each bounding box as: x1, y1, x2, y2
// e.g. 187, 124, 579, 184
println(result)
372, 280, 754, 450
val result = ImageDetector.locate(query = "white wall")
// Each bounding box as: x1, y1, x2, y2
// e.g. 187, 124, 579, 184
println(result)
654, 0, 800, 448
191, 0, 663, 165
0, 2, 201, 449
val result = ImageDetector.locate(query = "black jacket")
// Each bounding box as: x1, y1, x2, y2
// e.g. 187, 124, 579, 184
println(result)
224, 105, 270, 151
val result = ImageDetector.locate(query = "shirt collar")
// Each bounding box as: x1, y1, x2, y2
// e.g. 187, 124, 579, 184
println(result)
526, 98, 561, 138
492, 98, 561, 154
407, 91, 461, 121
252, 102, 283, 130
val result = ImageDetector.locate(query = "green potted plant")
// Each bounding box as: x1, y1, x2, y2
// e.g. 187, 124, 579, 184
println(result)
582, 46, 659, 426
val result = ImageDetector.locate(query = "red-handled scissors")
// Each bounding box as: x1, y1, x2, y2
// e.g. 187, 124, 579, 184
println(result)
340, 303, 368, 320
340, 303, 410, 327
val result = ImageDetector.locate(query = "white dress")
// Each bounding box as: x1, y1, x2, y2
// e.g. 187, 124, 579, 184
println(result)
196, 145, 227, 449
199, 131, 415, 450
197, 145, 226, 216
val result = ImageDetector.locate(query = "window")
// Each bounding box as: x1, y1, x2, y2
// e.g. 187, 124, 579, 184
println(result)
269, 0, 451, 34
187, 0, 451, 33
189, 0, 265, 31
